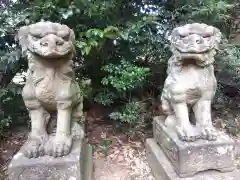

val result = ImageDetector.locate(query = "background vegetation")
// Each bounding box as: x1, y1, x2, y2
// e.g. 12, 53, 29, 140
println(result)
0, 0, 239, 137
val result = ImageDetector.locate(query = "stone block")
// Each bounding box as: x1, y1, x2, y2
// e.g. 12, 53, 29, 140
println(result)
153, 116, 235, 177
146, 138, 240, 180
8, 139, 93, 180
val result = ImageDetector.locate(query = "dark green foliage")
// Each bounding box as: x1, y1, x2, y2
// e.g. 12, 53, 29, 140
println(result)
101, 60, 150, 92
0, 0, 239, 135
0, 84, 28, 134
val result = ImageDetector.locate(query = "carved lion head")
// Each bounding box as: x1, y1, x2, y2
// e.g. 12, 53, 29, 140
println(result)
17, 21, 75, 59
170, 23, 222, 66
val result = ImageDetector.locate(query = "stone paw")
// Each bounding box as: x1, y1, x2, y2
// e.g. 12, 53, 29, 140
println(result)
44, 134, 73, 157
199, 126, 217, 141
22, 132, 48, 158
176, 126, 199, 142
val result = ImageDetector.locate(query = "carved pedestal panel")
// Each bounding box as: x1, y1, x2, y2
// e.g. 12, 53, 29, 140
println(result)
153, 116, 235, 177
146, 138, 240, 180
8, 138, 93, 180
146, 116, 240, 180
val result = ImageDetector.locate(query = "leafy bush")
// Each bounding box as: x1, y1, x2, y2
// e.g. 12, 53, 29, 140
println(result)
216, 45, 240, 87
0, 0, 239, 136
0, 85, 27, 135
101, 60, 150, 92
109, 101, 144, 125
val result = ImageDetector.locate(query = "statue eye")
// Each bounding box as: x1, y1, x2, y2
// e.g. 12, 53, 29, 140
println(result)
31, 35, 41, 41
202, 34, 211, 38
179, 35, 186, 38
62, 35, 69, 41
204, 36, 211, 41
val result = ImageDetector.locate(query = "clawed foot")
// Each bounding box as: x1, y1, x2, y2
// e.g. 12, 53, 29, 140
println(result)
44, 134, 73, 157
22, 131, 48, 158
199, 126, 217, 141
176, 126, 199, 142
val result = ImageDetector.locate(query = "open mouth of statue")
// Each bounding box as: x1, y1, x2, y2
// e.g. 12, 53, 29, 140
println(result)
181, 58, 199, 66
179, 53, 207, 66
177, 48, 211, 54
175, 43, 214, 54
33, 49, 71, 59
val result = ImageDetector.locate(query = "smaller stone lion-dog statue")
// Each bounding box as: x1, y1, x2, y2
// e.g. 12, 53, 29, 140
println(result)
161, 23, 222, 142
17, 22, 84, 158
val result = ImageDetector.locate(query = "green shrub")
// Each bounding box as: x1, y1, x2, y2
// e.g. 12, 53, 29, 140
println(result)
0, 0, 239, 136
0, 85, 27, 135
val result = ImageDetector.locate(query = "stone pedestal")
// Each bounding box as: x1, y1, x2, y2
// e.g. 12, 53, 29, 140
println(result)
146, 116, 240, 180
8, 139, 93, 180
146, 138, 240, 180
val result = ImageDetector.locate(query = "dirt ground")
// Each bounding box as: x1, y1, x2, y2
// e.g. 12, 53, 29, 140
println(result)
0, 105, 154, 180
87, 105, 155, 180
1, 105, 240, 180
93, 143, 154, 180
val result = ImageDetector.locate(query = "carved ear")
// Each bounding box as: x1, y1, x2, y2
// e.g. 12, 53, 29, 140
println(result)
16, 26, 29, 54
69, 29, 75, 42
69, 29, 76, 56
170, 28, 178, 40
214, 28, 222, 50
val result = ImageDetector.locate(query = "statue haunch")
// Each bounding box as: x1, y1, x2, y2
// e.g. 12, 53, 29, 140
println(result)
17, 22, 84, 158
161, 23, 222, 142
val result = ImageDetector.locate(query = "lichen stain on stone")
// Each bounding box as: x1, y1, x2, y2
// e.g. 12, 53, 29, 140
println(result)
217, 147, 228, 155
69, 176, 76, 180
68, 165, 78, 171
218, 146, 234, 157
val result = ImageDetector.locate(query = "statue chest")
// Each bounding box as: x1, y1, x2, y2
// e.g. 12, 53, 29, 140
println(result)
164, 65, 217, 103
32, 68, 59, 109
175, 65, 216, 90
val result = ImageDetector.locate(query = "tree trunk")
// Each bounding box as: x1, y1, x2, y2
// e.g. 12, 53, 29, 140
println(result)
230, 0, 240, 44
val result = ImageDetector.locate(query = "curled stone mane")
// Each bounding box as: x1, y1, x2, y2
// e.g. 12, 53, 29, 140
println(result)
17, 22, 77, 81
169, 23, 222, 67
17, 21, 76, 58
14, 21, 84, 159
160, 23, 223, 143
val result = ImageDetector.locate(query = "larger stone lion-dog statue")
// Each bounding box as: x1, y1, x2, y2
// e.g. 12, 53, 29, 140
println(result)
161, 23, 222, 142
17, 21, 84, 158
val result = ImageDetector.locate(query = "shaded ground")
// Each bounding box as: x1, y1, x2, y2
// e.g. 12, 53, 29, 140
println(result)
0, 105, 154, 180
87, 105, 154, 180
93, 143, 154, 180
0, 127, 27, 180
1, 105, 240, 180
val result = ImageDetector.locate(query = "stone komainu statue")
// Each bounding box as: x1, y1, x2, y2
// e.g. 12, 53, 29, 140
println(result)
17, 21, 84, 158
161, 23, 222, 141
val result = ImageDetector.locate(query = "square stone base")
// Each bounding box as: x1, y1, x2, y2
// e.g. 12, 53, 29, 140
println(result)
153, 116, 235, 177
146, 138, 240, 180
8, 139, 93, 180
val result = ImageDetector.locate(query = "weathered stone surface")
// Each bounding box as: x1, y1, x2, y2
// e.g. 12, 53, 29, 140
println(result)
235, 140, 240, 157
153, 116, 235, 177
16, 21, 86, 158
8, 139, 93, 180
160, 23, 222, 142
146, 138, 240, 180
